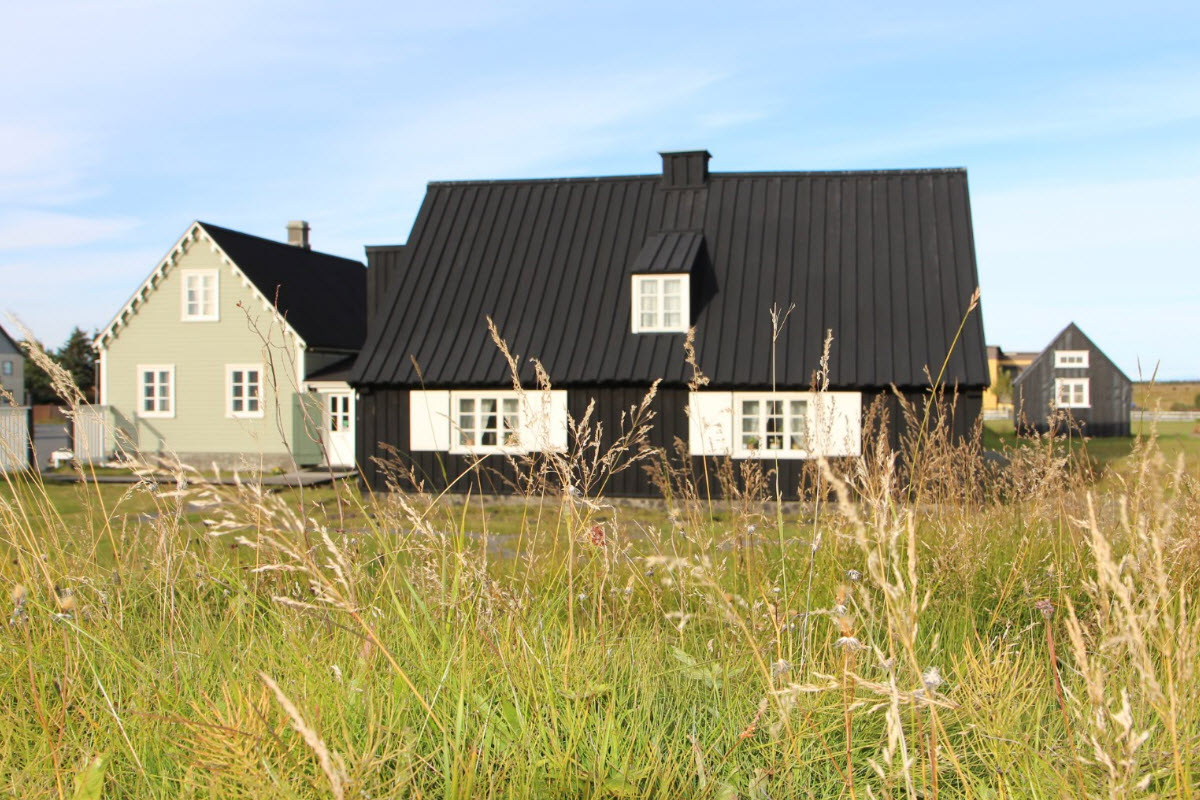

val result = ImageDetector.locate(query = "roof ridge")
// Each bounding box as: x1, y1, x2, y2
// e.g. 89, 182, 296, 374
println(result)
426, 166, 968, 188
197, 221, 363, 265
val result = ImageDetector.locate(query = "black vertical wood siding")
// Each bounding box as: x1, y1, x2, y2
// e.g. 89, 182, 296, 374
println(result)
1013, 325, 1131, 437
357, 386, 983, 499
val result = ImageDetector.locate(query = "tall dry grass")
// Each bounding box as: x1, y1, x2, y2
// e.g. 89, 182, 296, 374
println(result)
1, 319, 1198, 798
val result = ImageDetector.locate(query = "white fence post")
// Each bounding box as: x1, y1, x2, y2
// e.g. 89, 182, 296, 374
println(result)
0, 406, 32, 472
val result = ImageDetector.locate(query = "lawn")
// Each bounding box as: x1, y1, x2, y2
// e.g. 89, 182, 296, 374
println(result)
2, 425, 1198, 798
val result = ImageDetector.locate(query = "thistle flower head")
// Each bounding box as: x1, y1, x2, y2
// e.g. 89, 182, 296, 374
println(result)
922, 666, 945, 692
1034, 598, 1055, 619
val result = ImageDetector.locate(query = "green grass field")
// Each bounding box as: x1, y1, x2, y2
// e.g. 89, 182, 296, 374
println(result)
1134, 380, 1200, 411
3, 418, 1199, 798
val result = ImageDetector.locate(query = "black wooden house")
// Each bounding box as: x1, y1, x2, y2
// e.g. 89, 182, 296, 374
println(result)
1013, 322, 1132, 437
350, 151, 989, 497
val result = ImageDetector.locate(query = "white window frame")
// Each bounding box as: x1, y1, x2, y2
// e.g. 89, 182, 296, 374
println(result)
181, 269, 219, 321
450, 391, 525, 454
137, 364, 175, 418
226, 364, 264, 418
631, 273, 689, 333
1054, 350, 1089, 368
1054, 378, 1090, 409
732, 392, 811, 459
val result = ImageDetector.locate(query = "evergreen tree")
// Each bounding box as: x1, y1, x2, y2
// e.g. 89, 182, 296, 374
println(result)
57, 327, 98, 401
21, 340, 58, 405
20, 328, 99, 404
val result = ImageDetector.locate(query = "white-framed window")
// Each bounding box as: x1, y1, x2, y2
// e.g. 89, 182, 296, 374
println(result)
631, 273, 689, 333
1054, 350, 1089, 368
181, 270, 219, 321
227, 365, 263, 417
1, 360, 11, 376
689, 391, 863, 459
1054, 378, 1090, 408
410, 390, 568, 453
453, 392, 523, 453
137, 365, 174, 417
735, 394, 809, 457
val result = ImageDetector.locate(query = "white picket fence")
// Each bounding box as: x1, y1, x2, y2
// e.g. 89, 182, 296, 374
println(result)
0, 406, 32, 471
71, 405, 112, 464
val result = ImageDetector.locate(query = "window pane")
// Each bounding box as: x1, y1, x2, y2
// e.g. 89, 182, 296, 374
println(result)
641, 312, 656, 329
460, 399, 474, 414
640, 279, 657, 295
663, 278, 681, 294
663, 311, 681, 328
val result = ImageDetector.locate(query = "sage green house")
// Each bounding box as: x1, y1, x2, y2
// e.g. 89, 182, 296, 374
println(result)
93, 221, 365, 470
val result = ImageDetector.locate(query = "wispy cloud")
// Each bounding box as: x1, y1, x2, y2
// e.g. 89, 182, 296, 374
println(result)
0, 211, 139, 251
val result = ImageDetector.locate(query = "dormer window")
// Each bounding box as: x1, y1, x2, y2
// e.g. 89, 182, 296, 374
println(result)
631, 274, 688, 333
182, 270, 219, 321
1054, 350, 1089, 368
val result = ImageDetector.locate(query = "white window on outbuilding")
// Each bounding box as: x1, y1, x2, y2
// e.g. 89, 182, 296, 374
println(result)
227, 365, 263, 417
137, 365, 174, 417
181, 270, 219, 321
1054, 350, 1089, 368
1, 360, 11, 376
631, 274, 688, 333
1054, 378, 1090, 408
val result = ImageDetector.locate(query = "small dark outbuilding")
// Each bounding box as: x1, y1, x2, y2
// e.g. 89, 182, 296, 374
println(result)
351, 150, 990, 497
1013, 322, 1132, 437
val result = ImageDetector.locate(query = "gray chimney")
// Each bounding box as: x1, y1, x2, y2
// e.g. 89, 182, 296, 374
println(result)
287, 220, 311, 249
660, 150, 712, 188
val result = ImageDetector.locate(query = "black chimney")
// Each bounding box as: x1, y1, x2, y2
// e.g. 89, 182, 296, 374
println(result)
660, 150, 711, 188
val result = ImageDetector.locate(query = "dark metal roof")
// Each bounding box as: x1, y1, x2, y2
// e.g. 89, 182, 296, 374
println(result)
631, 231, 705, 274
351, 161, 989, 390
200, 222, 367, 351
0, 322, 20, 354
306, 354, 357, 382
1013, 322, 1132, 386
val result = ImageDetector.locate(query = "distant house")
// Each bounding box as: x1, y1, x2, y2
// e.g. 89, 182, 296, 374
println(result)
351, 150, 990, 497
984, 345, 1037, 412
0, 323, 25, 405
1013, 322, 1131, 437
93, 221, 366, 468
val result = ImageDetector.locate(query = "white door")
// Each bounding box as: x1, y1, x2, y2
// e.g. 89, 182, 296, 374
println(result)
324, 392, 355, 467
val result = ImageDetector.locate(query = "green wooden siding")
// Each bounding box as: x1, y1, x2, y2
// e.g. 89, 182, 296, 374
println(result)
102, 232, 311, 462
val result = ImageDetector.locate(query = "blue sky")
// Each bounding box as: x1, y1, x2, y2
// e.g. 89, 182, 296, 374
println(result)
2, 0, 1198, 379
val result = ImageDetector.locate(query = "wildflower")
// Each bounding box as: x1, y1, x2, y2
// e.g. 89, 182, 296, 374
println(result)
846, 569, 862, 583
10, 584, 27, 625
835, 636, 865, 652
586, 524, 607, 547
55, 586, 76, 615
577, 592, 588, 601
922, 666, 944, 692
771, 659, 792, 677
1034, 598, 1055, 619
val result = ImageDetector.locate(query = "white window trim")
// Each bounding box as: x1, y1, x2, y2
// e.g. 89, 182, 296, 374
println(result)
1054, 350, 1089, 368
136, 364, 175, 418
226, 364, 265, 418
732, 392, 812, 459
181, 269, 220, 321
1054, 378, 1091, 409
631, 273, 689, 333
449, 390, 527, 455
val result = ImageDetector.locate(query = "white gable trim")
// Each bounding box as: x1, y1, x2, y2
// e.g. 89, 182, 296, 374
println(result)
93, 222, 307, 351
